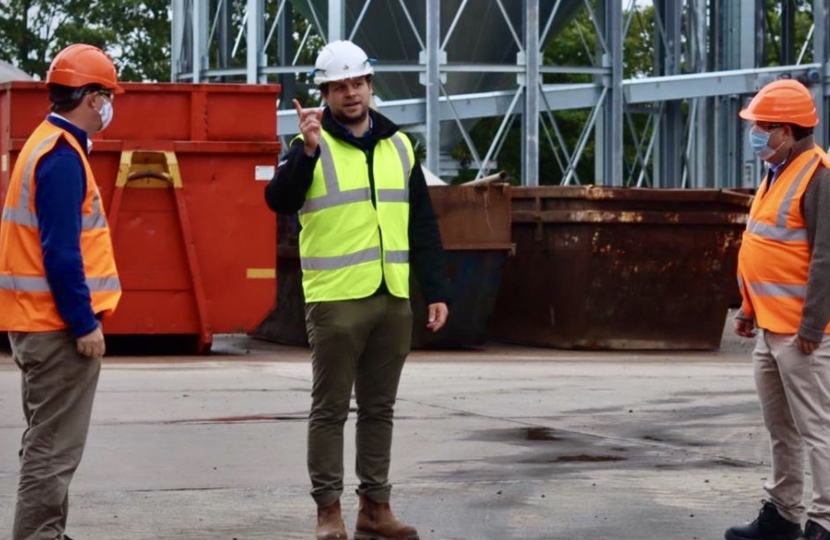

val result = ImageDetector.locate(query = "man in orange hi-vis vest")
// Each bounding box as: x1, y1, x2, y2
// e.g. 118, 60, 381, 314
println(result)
725, 79, 830, 540
0, 44, 122, 540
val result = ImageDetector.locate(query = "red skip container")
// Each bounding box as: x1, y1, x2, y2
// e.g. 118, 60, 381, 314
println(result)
1, 82, 281, 353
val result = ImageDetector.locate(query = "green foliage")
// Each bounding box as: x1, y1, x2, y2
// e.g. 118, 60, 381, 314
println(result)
762, 0, 814, 65
0, 0, 171, 82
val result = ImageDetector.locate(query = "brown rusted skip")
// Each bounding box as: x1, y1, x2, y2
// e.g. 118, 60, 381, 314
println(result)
412, 183, 513, 348
426, 183, 513, 251
489, 186, 753, 350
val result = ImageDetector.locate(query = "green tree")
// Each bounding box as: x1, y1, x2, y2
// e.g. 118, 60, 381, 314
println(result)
0, 0, 170, 82
762, 0, 814, 65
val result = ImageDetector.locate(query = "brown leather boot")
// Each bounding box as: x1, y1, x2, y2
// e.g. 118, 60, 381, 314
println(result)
354, 494, 419, 540
316, 499, 348, 540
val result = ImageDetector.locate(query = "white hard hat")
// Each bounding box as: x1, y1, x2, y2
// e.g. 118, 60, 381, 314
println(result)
313, 40, 374, 85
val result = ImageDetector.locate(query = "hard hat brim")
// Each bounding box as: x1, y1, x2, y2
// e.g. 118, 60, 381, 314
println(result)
314, 66, 374, 86
738, 107, 818, 127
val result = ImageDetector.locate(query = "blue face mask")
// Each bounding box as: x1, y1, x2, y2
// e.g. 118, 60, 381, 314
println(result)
749, 125, 781, 161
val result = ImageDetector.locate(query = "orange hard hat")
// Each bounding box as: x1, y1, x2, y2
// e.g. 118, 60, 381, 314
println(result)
46, 44, 124, 94
739, 79, 818, 127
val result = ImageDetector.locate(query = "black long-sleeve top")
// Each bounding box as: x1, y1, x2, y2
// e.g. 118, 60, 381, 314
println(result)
264, 107, 450, 305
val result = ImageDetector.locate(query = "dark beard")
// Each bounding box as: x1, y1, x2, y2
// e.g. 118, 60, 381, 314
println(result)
331, 107, 369, 128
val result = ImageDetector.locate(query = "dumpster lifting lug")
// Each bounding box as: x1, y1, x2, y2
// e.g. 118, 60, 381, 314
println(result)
108, 150, 213, 353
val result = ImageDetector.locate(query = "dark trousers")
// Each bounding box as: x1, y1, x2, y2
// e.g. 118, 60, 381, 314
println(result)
304, 294, 412, 507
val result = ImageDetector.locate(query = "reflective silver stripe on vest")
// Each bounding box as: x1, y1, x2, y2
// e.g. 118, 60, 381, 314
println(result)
0, 275, 120, 292
776, 155, 819, 228
748, 281, 806, 298
0, 275, 51, 292
737, 275, 744, 291
302, 187, 371, 213
2, 134, 62, 228
746, 218, 808, 242
87, 276, 121, 291
385, 250, 409, 263
18, 133, 62, 209
377, 134, 411, 203
377, 189, 408, 203
1, 207, 37, 227
2, 132, 108, 230
82, 210, 108, 229
301, 134, 412, 213
300, 138, 372, 214
301, 247, 381, 271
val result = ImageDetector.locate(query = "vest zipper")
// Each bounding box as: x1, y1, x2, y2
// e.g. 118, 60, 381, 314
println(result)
366, 147, 386, 283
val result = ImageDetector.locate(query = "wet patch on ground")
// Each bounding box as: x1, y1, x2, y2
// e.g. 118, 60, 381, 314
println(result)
524, 427, 559, 441
555, 454, 627, 463
422, 423, 761, 484
167, 413, 308, 424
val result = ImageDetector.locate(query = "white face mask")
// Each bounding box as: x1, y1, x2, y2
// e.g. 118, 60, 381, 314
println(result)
98, 99, 113, 131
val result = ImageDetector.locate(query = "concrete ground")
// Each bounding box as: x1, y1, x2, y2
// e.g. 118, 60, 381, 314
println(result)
0, 317, 799, 540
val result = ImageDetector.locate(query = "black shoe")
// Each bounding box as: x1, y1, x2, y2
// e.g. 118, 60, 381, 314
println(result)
725, 501, 803, 540
802, 521, 830, 540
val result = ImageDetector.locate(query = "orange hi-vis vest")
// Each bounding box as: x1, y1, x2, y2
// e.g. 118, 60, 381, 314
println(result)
737, 145, 830, 335
0, 120, 121, 332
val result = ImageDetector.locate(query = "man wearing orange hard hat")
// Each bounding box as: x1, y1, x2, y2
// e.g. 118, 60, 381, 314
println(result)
0, 43, 123, 540
726, 79, 830, 540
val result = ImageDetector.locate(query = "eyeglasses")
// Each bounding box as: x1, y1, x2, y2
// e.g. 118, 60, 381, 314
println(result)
755, 122, 783, 132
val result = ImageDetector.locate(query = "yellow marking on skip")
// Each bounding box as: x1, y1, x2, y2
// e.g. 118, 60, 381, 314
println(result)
247, 268, 276, 279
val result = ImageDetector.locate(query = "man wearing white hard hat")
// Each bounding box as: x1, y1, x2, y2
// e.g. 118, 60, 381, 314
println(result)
265, 40, 449, 540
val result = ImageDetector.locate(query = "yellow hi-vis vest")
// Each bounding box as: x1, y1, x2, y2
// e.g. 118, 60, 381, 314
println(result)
737, 145, 830, 334
297, 130, 414, 302
0, 120, 121, 331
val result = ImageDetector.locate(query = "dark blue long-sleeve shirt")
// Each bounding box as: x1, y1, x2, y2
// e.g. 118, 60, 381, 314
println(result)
33, 114, 98, 337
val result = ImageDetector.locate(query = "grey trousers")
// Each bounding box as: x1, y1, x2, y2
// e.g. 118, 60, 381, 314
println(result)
304, 294, 412, 507
10, 330, 101, 540
754, 330, 830, 531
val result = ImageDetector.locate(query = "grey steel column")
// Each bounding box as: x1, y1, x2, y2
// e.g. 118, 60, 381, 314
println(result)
713, 0, 759, 188
654, 0, 682, 188
192, 0, 209, 83
523, 0, 540, 187
246, 0, 265, 83
782, 0, 796, 65
218, 0, 233, 74
424, 0, 441, 174
599, 0, 623, 187
329, 0, 345, 42
171, 0, 186, 81
745, 0, 764, 69
813, 0, 828, 148
691, 0, 712, 188
279, 1, 297, 106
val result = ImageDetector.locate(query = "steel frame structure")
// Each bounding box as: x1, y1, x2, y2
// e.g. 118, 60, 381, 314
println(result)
172, 0, 830, 188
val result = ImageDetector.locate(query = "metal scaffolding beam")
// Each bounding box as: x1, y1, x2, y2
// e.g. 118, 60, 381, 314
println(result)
522, 0, 541, 187
275, 65, 827, 136
423, 0, 440, 174
814, 0, 828, 148
170, 0, 830, 189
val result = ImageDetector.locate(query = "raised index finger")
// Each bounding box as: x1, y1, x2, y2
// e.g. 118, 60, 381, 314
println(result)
292, 99, 305, 119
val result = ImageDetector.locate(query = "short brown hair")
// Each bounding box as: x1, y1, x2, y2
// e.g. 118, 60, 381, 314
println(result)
318, 74, 373, 96
47, 83, 102, 113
